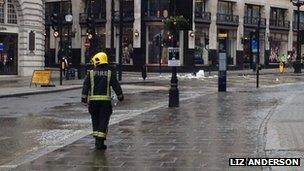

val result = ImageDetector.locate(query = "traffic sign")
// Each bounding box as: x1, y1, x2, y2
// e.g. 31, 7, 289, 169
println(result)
168, 47, 181, 66
65, 14, 73, 22
53, 31, 59, 38
85, 42, 90, 49
251, 39, 258, 53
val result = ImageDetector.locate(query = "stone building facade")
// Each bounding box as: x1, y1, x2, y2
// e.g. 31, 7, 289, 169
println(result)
42, 0, 304, 72
0, 0, 44, 76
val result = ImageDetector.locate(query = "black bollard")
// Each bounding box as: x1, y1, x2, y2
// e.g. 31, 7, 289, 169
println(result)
142, 65, 147, 80
169, 66, 179, 107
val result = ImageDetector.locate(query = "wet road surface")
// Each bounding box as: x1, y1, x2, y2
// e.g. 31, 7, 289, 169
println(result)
1, 73, 304, 170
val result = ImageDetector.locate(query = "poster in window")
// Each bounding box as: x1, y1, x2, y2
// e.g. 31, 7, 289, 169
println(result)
269, 41, 279, 64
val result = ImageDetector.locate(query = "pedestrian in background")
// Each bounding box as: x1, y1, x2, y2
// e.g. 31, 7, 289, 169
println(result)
81, 52, 124, 150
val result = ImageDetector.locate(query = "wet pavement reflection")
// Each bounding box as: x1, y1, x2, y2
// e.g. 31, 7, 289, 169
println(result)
2, 73, 304, 170
15, 84, 289, 170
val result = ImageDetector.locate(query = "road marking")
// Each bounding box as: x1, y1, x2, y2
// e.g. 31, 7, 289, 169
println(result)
0, 137, 10, 141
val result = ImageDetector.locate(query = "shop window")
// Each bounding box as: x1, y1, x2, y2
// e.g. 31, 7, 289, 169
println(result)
7, 0, 17, 24
0, 33, 18, 75
122, 26, 134, 65
194, 26, 208, 65
147, 25, 178, 65
269, 33, 288, 64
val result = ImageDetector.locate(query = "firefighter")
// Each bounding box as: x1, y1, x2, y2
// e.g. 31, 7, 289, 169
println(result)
81, 52, 124, 150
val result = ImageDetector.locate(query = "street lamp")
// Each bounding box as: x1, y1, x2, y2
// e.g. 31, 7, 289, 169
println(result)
118, 0, 123, 81
291, 0, 304, 73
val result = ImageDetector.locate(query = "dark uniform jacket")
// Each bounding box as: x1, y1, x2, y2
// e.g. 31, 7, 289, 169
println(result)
81, 65, 123, 105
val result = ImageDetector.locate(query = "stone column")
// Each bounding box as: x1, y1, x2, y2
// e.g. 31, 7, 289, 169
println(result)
264, 4, 270, 66
236, 0, 244, 69
188, 0, 195, 50
72, 0, 81, 50
208, 0, 217, 66
115, 0, 119, 62
106, 0, 112, 49
133, 0, 141, 48
18, 0, 45, 76
288, 4, 294, 54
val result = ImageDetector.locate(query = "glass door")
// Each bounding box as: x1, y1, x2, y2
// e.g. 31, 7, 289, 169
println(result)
0, 33, 18, 75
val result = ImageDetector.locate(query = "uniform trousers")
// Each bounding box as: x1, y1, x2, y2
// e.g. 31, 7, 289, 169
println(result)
88, 101, 112, 140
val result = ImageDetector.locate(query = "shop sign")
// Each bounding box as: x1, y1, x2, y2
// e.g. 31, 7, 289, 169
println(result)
219, 53, 227, 71
0, 43, 4, 51
29, 31, 35, 52
168, 47, 181, 67
85, 41, 90, 48
251, 39, 258, 53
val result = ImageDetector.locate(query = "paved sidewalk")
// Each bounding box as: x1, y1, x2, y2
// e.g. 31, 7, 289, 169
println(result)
14, 83, 304, 170
1, 69, 304, 170
0, 72, 152, 98
0, 68, 303, 98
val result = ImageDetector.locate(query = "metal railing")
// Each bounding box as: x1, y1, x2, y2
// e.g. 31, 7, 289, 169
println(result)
269, 19, 290, 29
216, 13, 239, 25
79, 12, 106, 24
113, 10, 134, 22
143, 10, 167, 21
244, 16, 266, 27
293, 21, 304, 30
195, 11, 211, 23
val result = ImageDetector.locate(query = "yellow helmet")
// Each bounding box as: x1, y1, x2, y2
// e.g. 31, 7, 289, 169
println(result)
91, 52, 108, 66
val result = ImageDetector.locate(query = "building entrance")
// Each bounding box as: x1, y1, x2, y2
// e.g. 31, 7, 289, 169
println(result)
0, 33, 18, 75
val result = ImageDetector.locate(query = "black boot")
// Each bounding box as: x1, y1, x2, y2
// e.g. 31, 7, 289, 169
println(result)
95, 138, 107, 150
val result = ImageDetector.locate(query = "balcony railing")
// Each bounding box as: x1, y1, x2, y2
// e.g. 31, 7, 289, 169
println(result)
79, 12, 107, 25
293, 21, 304, 30
143, 10, 166, 21
195, 11, 211, 23
269, 19, 290, 30
216, 13, 239, 26
113, 10, 134, 23
244, 16, 266, 27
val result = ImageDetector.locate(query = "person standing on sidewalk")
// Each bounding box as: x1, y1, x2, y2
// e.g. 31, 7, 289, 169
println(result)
81, 52, 124, 150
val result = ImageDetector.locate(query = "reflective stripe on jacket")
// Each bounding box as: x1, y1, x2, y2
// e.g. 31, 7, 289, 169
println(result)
88, 70, 112, 101
81, 65, 123, 103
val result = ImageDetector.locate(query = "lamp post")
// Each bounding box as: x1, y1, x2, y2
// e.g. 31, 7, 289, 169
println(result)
168, 0, 179, 107
110, 0, 115, 62
291, 0, 304, 73
59, 0, 64, 85
118, 0, 123, 81
65, 1, 73, 80
86, 0, 95, 69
